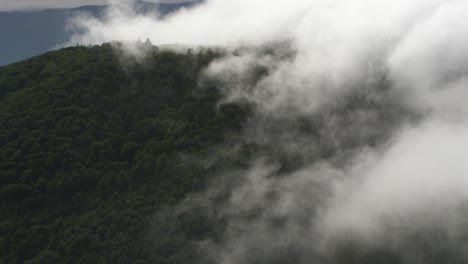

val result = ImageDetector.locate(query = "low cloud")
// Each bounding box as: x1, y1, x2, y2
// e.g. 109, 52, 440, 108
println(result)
70, 0, 468, 262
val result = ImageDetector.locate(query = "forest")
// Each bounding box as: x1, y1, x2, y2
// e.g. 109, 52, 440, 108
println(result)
0, 44, 250, 263
1, 42, 464, 264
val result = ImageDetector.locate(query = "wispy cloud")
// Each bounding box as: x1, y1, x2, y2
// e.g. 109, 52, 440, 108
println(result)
71, 0, 468, 262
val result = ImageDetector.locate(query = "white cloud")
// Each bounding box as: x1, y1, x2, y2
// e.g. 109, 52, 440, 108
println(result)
70, 0, 468, 261
323, 121, 468, 238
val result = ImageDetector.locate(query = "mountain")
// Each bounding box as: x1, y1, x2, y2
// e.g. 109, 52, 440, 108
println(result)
0, 1, 200, 66
2, 40, 466, 264
0, 44, 249, 263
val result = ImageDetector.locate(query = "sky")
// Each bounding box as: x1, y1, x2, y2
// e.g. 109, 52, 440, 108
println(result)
0, 0, 194, 11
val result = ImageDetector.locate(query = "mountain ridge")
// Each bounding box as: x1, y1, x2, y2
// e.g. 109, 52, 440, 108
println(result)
0, 0, 201, 66
0, 43, 249, 263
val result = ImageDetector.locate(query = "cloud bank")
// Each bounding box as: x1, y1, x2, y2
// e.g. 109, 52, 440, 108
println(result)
70, 0, 468, 262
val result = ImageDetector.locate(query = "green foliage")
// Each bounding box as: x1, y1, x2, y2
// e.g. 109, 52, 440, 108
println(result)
0, 44, 249, 263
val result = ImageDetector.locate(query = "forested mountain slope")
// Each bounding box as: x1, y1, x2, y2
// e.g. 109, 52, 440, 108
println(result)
0, 44, 249, 263
1, 41, 462, 264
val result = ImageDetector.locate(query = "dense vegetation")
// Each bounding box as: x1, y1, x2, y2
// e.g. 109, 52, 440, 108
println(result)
1, 40, 461, 264
0, 44, 249, 263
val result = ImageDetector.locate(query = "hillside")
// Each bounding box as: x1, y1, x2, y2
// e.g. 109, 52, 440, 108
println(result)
0, 1, 201, 66
1, 43, 463, 264
0, 44, 249, 263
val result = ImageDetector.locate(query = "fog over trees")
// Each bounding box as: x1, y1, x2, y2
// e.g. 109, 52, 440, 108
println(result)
3, 0, 468, 263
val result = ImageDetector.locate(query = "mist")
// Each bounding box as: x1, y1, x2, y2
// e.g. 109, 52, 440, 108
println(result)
70, 0, 468, 263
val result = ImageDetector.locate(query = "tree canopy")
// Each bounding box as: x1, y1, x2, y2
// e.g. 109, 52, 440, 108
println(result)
0, 44, 249, 264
